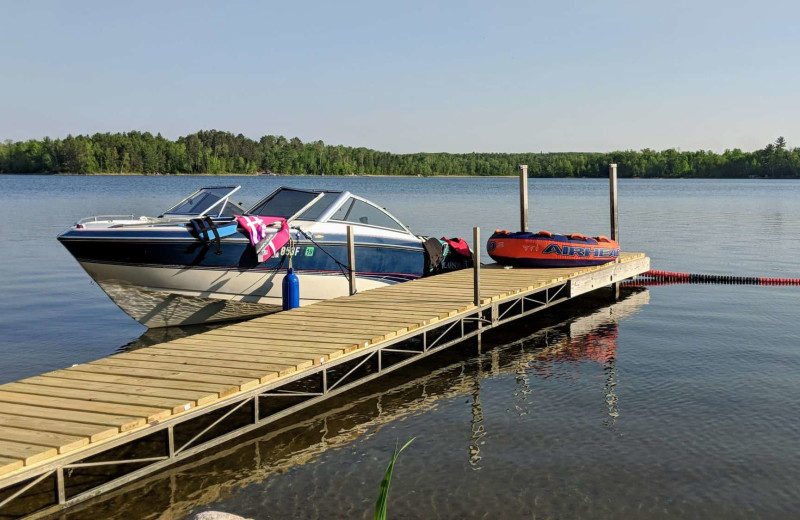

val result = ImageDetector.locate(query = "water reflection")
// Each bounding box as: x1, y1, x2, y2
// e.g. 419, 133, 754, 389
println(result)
487, 288, 647, 427
468, 377, 485, 469
117, 323, 222, 353
60, 287, 648, 520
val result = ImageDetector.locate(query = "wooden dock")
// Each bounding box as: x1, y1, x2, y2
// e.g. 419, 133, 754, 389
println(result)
0, 253, 648, 518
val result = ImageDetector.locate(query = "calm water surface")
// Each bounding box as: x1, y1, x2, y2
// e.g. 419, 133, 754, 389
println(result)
0, 175, 798, 519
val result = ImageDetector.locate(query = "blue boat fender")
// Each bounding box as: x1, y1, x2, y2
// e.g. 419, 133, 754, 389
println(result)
282, 267, 300, 310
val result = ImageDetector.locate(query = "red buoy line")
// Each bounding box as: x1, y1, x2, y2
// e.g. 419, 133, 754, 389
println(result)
624, 270, 800, 286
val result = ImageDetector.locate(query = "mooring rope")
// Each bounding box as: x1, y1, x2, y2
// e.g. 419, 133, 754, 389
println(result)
624, 270, 800, 286
294, 228, 353, 282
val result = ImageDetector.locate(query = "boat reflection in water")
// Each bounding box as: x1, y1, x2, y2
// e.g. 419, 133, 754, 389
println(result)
64, 287, 649, 520
117, 323, 223, 353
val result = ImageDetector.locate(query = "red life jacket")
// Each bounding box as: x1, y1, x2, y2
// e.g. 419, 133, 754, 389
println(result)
440, 237, 471, 258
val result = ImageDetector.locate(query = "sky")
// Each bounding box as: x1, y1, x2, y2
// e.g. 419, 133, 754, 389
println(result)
1, 0, 798, 153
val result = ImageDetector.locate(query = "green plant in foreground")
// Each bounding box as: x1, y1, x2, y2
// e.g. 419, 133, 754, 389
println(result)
374, 438, 415, 520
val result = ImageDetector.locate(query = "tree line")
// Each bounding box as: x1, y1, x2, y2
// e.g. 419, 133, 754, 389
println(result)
1, 130, 798, 178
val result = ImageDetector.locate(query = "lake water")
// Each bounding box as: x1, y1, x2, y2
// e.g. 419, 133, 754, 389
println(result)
0, 175, 799, 519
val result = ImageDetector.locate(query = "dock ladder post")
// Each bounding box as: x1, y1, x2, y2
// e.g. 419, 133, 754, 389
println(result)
473, 226, 481, 307
473, 226, 482, 350
609, 163, 620, 298
519, 164, 529, 232
347, 225, 357, 296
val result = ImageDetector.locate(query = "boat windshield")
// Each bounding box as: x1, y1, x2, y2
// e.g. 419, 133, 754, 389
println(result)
163, 186, 241, 217
247, 188, 335, 220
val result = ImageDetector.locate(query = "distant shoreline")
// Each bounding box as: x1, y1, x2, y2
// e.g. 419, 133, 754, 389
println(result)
1, 172, 794, 179
4, 172, 521, 178
2, 130, 798, 179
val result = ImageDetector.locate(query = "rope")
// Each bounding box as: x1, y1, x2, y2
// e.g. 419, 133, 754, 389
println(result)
286, 235, 295, 269
294, 228, 353, 283
624, 270, 800, 286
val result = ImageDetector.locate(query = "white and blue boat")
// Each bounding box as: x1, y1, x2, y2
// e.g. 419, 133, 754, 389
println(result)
58, 186, 471, 328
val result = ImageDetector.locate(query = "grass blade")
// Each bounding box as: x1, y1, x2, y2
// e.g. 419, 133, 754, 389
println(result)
374, 437, 415, 520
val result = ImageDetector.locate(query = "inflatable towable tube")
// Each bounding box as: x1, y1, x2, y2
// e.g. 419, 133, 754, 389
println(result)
487, 230, 619, 268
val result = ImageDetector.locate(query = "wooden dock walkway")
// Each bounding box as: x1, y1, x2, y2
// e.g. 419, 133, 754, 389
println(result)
0, 253, 648, 518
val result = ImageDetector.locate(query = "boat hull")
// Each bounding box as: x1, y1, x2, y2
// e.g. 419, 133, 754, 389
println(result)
59, 224, 425, 327
487, 231, 620, 268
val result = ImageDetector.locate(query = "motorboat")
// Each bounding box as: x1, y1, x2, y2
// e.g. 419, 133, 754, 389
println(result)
487, 229, 619, 268
58, 186, 472, 328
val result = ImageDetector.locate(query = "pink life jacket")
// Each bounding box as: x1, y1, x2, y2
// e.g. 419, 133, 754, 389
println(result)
441, 237, 471, 258
236, 215, 291, 262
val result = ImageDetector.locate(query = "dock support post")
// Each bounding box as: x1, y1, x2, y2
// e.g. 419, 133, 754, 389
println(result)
609, 163, 620, 298
56, 468, 65, 505
167, 426, 175, 457
473, 227, 481, 307
347, 225, 357, 296
473, 226, 482, 349
519, 164, 529, 232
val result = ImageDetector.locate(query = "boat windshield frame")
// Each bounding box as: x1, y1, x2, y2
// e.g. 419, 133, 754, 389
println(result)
246, 187, 331, 222
322, 194, 413, 234
161, 186, 242, 218
245, 186, 415, 235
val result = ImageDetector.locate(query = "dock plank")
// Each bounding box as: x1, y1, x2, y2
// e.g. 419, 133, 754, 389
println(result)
118, 352, 302, 377
250, 313, 423, 329
0, 441, 56, 466
115, 349, 308, 369
278, 308, 434, 326
0, 382, 196, 415
0, 426, 88, 454
316, 298, 462, 312
300, 305, 450, 320
0, 456, 23, 477
21, 376, 219, 406
170, 335, 358, 357
0, 402, 146, 432
143, 345, 346, 365
174, 338, 363, 358
89, 359, 280, 384
66, 364, 261, 391
167, 338, 352, 358
223, 323, 393, 342
0, 391, 170, 423
349, 302, 475, 314
182, 331, 365, 349
261, 315, 412, 332
199, 329, 374, 348
242, 326, 400, 343
40, 371, 236, 398
0, 415, 117, 443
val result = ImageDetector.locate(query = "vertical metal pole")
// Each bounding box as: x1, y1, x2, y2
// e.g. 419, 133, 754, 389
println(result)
609, 163, 620, 298
609, 163, 618, 243
519, 164, 529, 232
473, 226, 481, 307
347, 225, 356, 296
473, 225, 483, 348
167, 426, 175, 457
56, 468, 66, 505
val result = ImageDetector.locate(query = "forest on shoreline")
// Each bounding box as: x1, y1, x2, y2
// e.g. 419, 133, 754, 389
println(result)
1, 130, 798, 178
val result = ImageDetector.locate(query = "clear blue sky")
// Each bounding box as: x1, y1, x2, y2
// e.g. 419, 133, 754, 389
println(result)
1, 0, 797, 153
